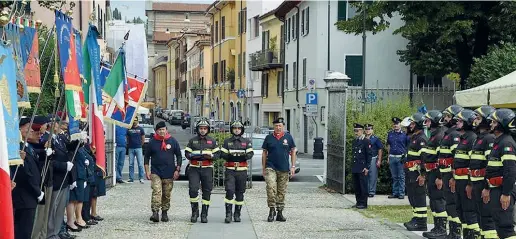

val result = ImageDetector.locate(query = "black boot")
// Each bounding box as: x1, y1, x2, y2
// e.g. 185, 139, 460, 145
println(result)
267, 207, 276, 222
276, 208, 286, 222
149, 211, 159, 222
404, 217, 417, 228
190, 203, 199, 223
422, 217, 447, 238
201, 205, 209, 223
161, 210, 169, 222
471, 229, 480, 239
224, 203, 232, 223
406, 217, 427, 231
446, 222, 462, 239
234, 205, 242, 222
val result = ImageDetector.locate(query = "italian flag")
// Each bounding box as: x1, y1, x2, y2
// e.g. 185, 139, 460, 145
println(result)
0, 91, 14, 238
102, 48, 127, 125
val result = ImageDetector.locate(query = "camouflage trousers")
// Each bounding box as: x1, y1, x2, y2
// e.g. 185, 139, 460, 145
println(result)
264, 168, 289, 209
150, 174, 174, 212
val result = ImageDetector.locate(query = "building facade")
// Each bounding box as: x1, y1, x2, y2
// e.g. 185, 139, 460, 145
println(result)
186, 39, 212, 117
146, 1, 210, 103
275, 0, 413, 154
249, 9, 284, 126
153, 56, 168, 108
206, 0, 247, 122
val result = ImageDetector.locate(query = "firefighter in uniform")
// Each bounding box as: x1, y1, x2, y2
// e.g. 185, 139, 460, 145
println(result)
421, 110, 448, 238
220, 120, 254, 223
470, 106, 497, 239
403, 112, 429, 231
484, 109, 516, 239
436, 104, 464, 238
185, 118, 220, 223
451, 109, 478, 238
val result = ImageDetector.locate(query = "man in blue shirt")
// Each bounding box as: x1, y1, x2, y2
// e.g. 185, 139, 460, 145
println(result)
126, 119, 146, 183
115, 125, 128, 183
386, 117, 410, 199
262, 117, 297, 222
364, 124, 384, 197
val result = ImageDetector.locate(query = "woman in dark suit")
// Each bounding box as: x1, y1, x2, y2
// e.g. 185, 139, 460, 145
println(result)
82, 143, 106, 223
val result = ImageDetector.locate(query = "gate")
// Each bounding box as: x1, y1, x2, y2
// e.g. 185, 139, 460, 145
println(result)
324, 74, 350, 194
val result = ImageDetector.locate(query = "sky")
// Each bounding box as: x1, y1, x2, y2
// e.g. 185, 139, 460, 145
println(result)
110, 0, 213, 21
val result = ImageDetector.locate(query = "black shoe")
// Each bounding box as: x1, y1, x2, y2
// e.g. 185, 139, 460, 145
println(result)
190, 203, 199, 223
447, 221, 462, 239
150, 211, 160, 222
405, 218, 427, 231
66, 224, 81, 232
92, 215, 104, 221
276, 208, 286, 222
398, 195, 405, 199
267, 207, 276, 222
388, 195, 399, 199
161, 211, 169, 222
368, 194, 374, 197
74, 221, 90, 229
86, 219, 97, 225
356, 205, 367, 209
58, 232, 75, 239
200, 205, 209, 223
422, 217, 447, 238
224, 203, 232, 223
233, 205, 242, 222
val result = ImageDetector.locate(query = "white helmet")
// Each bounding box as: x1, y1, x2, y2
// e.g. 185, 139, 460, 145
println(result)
401, 117, 412, 127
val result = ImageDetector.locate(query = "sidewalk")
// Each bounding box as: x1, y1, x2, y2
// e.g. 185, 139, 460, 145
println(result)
76, 181, 414, 239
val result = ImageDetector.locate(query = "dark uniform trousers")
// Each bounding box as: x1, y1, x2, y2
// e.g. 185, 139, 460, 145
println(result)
471, 181, 497, 238
455, 178, 478, 231
442, 170, 460, 224
188, 166, 214, 204
426, 170, 447, 218
14, 208, 37, 239
488, 186, 516, 239
225, 169, 247, 204
352, 172, 368, 207
405, 168, 427, 218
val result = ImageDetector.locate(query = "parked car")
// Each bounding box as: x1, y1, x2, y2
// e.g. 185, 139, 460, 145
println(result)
179, 133, 300, 177
168, 110, 184, 125
181, 115, 191, 129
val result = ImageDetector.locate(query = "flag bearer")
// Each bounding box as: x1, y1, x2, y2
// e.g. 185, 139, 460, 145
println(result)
470, 106, 496, 239
185, 118, 220, 223
451, 109, 478, 238
484, 109, 516, 239
403, 112, 428, 231
220, 120, 254, 223
421, 110, 447, 239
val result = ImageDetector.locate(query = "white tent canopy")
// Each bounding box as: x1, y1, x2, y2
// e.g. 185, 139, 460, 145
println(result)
137, 106, 149, 114
455, 70, 516, 108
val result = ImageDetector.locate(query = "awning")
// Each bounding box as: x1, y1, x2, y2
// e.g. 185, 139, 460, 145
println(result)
141, 102, 155, 108
455, 70, 516, 108
137, 106, 149, 114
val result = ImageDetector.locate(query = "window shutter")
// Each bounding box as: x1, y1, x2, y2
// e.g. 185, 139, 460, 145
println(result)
301, 10, 305, 35
337, 1, 347, 21
306, 7, 310, 34
238, 12, 241, 35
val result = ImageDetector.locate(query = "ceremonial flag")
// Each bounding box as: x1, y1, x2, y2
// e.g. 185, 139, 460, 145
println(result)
83, 25, 106, 176
123, 76, 148, 126
102, 48, 127, 126
0, 90, 14, 239
0, 42, 22, 165
55, 11, 84, 123
3, 23, 30, 108
21, 19, 41, 93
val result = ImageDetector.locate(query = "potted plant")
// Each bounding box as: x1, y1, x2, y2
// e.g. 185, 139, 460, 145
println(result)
268, 36, 277, 63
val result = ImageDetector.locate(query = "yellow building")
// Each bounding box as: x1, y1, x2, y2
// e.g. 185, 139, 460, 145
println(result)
206, 0, 247, 122
249, 9, 284, 125
153, 57, 168, 109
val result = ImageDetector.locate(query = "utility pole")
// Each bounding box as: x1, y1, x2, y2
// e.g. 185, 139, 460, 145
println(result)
361, 1, 367, 113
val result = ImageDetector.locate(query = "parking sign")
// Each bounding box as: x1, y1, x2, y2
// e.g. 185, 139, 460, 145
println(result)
306, 93, 318, 105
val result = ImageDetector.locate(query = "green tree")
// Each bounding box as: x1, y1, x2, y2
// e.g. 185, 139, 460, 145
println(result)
468, 43, 516, 89
336, 1, 516, 90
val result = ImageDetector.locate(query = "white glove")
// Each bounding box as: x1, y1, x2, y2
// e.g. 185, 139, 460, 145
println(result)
83, 182, 87, 188
37, 191, 44, 202
70, 181, 77, 190
66, 162, 73, 172
81, 131, 88, 140
85, 160, 89, 166
45, 148, 53, 156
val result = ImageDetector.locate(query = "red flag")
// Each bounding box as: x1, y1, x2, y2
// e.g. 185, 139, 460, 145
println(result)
25, 30, 41, 93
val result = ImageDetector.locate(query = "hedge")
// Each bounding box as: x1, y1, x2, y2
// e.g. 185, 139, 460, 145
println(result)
343, 99, 417, 194
210, 132, 231, 186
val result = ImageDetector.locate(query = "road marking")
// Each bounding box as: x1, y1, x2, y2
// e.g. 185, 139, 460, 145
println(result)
315, 175, 324, 183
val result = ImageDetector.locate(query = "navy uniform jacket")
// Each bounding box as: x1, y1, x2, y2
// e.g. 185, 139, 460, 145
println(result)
11, 142, 42, 209
83, 145, 97, 184
351, 136, 373, 173
485, 133, 516, 195
31, 131, 53, 188
221, 135, 254, 162
184, 135, 220, 161
51, 133, 78, 190
75, 147, 89, 181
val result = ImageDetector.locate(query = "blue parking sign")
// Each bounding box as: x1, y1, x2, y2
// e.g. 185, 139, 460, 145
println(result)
306, 93, 318, 105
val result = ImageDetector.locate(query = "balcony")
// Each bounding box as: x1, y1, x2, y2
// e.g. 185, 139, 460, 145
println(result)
249, 49, 284, 71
